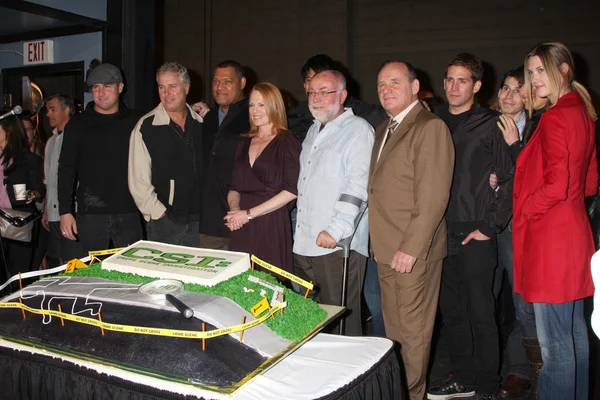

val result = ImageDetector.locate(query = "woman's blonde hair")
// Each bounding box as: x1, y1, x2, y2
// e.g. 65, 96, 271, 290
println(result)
524, 42, 597, 121
245, 82, 289, 138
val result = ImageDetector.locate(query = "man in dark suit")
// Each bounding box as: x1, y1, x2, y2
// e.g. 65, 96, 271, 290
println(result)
199, 60, 249, 250
368, 61, 454, 400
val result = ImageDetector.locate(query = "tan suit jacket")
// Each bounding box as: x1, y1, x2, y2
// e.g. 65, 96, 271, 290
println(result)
368, 102, 454, 264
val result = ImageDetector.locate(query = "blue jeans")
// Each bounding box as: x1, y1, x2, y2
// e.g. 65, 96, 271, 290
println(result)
364, 257, 386, 337
533, 300, 589, 400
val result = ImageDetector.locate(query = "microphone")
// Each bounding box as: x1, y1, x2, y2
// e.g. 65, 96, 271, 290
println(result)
0, 106, 23, 121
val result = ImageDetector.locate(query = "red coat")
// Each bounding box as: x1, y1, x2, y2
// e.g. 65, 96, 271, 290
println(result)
513, 91, 598, 303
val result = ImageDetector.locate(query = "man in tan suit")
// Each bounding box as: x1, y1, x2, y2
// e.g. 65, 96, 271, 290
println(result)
369, 61, 454, 400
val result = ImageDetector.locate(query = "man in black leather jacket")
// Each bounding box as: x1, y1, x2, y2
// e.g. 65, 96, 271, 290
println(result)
428, 53, 514, 400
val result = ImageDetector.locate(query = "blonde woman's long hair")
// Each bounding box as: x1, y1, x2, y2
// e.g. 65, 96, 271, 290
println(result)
524, 42, 597, 121
245, 82, 289, 138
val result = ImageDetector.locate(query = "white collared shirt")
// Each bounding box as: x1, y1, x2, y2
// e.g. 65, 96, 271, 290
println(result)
376, 99, 419, 162
293, 108, 374, 257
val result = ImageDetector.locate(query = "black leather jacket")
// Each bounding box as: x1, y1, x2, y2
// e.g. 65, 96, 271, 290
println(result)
434, 102, 514, 237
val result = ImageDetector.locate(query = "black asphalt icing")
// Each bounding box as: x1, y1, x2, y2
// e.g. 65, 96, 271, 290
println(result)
0, 296, 267, 388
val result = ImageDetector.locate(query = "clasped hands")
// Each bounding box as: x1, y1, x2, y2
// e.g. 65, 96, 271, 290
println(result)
224, 209, 249, 231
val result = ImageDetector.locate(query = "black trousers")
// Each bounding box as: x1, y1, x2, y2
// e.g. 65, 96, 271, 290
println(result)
147, 217, 200, 247
77, 212, 143, 254
439, 233, 499, 395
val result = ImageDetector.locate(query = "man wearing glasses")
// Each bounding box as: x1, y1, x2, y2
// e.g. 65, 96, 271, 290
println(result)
293, 70, 374, 336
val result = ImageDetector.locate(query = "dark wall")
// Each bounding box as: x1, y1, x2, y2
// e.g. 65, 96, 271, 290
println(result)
106, 0, 156, 112
158, 0, 600, 108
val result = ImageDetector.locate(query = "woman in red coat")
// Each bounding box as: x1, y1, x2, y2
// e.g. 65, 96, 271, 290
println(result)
513, 42, 598, 400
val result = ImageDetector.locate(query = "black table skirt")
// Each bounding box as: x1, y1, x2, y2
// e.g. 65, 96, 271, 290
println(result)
0, 345, 403, 400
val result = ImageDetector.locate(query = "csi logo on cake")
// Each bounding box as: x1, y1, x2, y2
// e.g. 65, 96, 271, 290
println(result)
121, 247, 232, 268
102, 240, 251, 286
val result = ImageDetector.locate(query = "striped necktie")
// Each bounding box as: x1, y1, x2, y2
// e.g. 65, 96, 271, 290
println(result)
384, 118, 399, 147
377, 118, 400, 162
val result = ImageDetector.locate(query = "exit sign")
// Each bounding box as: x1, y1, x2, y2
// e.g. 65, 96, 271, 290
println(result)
23, 40, 55, 65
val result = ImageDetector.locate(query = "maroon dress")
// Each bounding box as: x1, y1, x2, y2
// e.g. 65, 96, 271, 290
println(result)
230, 131, 301, 273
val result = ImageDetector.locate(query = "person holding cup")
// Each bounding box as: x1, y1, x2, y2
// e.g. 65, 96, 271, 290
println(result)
0, 114, 44, 280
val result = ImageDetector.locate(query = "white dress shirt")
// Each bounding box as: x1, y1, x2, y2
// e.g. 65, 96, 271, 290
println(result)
376, 99, 419, 161
293, 108, 374, 257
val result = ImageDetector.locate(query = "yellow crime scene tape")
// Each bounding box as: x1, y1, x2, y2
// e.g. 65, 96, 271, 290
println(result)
0, 302, 284, 339
88, 247, 125, 257
251, 255, 314, 290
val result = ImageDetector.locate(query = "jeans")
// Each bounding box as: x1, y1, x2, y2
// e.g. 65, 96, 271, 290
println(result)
440, 232, 499, 394
364, 256, 386, 337
533, 300, 589, 400
148, 217, 200, 247
493, 225, 536, 379
77, 212, 143, 253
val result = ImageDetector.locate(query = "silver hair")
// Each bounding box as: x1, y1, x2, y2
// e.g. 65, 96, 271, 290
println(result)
330, 70, 346, 91
313, 70, 346, 91
156, 62, 190, 86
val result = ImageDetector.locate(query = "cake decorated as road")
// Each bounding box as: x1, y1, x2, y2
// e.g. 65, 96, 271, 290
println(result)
0, 240, 343, 396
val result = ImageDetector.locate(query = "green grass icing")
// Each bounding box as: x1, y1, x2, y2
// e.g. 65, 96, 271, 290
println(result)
61, 263, 328, 342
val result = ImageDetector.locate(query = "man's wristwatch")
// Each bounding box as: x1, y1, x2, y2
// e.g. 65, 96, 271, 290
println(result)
246, 209, 253, 221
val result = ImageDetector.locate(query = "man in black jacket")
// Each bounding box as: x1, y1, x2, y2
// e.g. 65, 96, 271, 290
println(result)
427, 54, 513, 400
58, 63, 143, 253
199, 60, 249, 250
129, 62, 207, 246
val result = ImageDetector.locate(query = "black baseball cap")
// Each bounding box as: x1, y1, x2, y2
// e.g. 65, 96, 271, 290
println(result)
86, 63, 123, 86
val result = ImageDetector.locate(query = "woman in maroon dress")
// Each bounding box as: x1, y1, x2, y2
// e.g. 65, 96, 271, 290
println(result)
224, 82, 301, 273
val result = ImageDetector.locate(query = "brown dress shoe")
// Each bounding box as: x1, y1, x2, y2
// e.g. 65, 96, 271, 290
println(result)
497, 374, 531, 398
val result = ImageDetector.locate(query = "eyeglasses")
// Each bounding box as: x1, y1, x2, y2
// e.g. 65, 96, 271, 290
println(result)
306, 90, 338, 99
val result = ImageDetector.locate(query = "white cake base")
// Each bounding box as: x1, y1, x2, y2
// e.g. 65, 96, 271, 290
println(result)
102, 240, 250, 286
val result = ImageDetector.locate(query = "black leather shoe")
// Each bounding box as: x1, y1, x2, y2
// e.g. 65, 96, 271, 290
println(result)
497, 374, 531, 398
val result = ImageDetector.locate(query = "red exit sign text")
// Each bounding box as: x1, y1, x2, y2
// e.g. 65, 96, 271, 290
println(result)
23, 40, 55, 65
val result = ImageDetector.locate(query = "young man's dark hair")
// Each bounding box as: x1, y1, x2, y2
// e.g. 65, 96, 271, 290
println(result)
45, 93, 75, 116
215, 60, 245, 79
300, 54, 335, 81
500, 66, 525, 89
445, 53, 484, 82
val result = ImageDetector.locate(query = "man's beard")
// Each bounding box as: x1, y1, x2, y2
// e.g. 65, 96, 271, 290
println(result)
309, 102, 341, 125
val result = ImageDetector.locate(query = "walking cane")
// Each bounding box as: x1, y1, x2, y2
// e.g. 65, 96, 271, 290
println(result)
335, 194, 368, 335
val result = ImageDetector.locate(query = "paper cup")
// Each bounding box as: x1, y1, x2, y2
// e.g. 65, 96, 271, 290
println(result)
13, 184, 27, 201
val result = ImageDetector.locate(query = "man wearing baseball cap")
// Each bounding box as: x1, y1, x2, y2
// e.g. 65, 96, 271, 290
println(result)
58, 63, 144, 253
